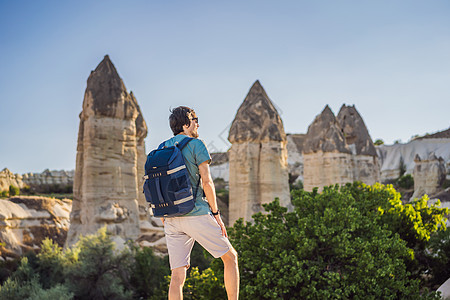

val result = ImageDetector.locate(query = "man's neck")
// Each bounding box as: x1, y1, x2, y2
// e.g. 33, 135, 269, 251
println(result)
177, 133, 191, 138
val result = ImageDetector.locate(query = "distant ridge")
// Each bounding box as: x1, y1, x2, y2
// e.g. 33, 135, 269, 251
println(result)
416, 128, 450, 140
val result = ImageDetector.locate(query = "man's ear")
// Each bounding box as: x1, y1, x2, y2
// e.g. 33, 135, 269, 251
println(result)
182, 123, 189, 133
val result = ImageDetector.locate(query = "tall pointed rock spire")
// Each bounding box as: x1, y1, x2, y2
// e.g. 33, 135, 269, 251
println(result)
228, 80, 285, 143
337, 104, 377, 156
227, 80, 290, 225
67, 55, 150, 249
303, 105, 351, 154
83, 55, 137, 119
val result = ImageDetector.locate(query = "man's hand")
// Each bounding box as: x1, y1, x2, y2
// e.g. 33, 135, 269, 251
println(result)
160, 217, 165, 225
214, 214, 228, 238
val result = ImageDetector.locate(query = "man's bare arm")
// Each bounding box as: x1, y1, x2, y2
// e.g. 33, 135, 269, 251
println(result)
198, 161, 227, 237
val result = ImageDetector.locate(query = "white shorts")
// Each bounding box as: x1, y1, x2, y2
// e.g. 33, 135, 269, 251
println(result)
164, 214, 233, 270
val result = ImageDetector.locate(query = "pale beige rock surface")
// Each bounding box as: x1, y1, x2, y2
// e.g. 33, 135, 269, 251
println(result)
412, 153, 446, 199
303, 151, 354, 192
228, 81, 290, 225
0, 196, 71, 259
66, 55, 165, 253
303, 105, 380, 191
337, 104, 380, 184
22, 169, 74, 186
0, 168, 25, 192
286, 134, 306, 183
437, 277, 450, 299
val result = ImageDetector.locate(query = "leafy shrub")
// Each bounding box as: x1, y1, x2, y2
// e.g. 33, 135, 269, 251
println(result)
8, 185, 19, 196
396, 174, 414, 189
27, 284, 73, 300
129, 245, 169, 299
0, 190, 9, 198
442, 179, 450, 189
64, 227, 134, 300
36, 238, 69, 288
374, 139, 384, 145
184, 267, 224, 299
0, 228, 173, 300
399, 157, 407, 177
425, 228, 450, 288
189, 183, 446, 299
290, 179, 303, 191
0, 257, 72, 300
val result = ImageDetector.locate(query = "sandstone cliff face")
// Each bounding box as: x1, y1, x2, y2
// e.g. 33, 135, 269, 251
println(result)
303, 106, 351, 155
22, 169, 74, 186
228, 81, 290, 225
0, 168, 25, 192
66, 56, 165, 251
337, 105, 377, 156
0, 196, 71, 260
376, 138, 450, 182
286, 134, 306, 183
303, 106, 353, 191
337, 105, 380, 185
0, 169, 74, 193
412, 153, 446, 199
303, 105, 380, 191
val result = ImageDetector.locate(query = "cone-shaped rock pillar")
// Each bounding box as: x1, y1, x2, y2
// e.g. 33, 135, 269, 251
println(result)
66, 55, 148, 248
337, 104, 380, 184
412, 153, 446, 199
303, 105, 381, 191
302, 106, 353, 191
227, 80, 290, 225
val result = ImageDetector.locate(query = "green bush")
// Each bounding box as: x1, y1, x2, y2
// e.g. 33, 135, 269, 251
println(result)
374, 139, 384, 145
0, 228, 173, 300
442, 179, 450, 189
64, 227, 134, 299
184, 267, 224, 299
129, 245, 169, 299
8, 185, 19, 196
396, 174, 414, 189
0, 190, 9, 198
290, 179, 303, 191
425, 228, 450, 288
188, 183, 446, 299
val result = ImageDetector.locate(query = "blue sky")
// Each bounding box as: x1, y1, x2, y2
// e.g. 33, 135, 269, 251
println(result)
1, 0, 449, 174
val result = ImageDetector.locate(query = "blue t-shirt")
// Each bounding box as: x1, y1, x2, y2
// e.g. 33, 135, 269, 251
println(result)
163, 134, 212, 216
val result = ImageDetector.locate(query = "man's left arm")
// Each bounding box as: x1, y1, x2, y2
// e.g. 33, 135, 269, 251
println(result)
198, 161, 227, 237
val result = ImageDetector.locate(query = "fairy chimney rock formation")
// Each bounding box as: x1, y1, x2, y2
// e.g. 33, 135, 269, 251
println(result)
303, 105, 381, 191
303, 106, 353, 191
412, 153, 446, 199
228, 80, 290, 225
337, 104, 380, 184
66, 55, 159, 249
337, 105, 377, 156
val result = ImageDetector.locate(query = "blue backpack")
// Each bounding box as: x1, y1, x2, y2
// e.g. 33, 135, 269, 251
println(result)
143, 137, 199, 217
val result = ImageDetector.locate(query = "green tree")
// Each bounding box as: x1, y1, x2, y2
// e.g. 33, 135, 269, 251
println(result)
0, 257, 73, 300
396, 174, 414, 189
64, 227, 134, 300
129, 245, 170, 299
374, 139, 384, 146
8, 185, 19, 196
425, 227, 450, 288
194, 183, 446, 299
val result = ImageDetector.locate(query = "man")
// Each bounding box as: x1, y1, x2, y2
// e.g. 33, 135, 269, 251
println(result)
162, 106, 239, 300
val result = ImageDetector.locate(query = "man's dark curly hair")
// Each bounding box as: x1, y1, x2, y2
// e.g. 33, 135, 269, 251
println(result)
169, 106, 197, 136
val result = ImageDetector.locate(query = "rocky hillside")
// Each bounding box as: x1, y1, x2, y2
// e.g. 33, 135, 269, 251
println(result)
0, 196, 71, 260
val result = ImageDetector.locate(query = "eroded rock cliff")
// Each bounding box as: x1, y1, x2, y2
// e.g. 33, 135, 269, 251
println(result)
0, 196, 71, 260
66, 55, 165, 252
228, 80, 290, 225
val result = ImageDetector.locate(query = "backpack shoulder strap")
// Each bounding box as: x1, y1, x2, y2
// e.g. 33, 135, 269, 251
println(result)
157, 141, 166, 149
176, 137, 193, 150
